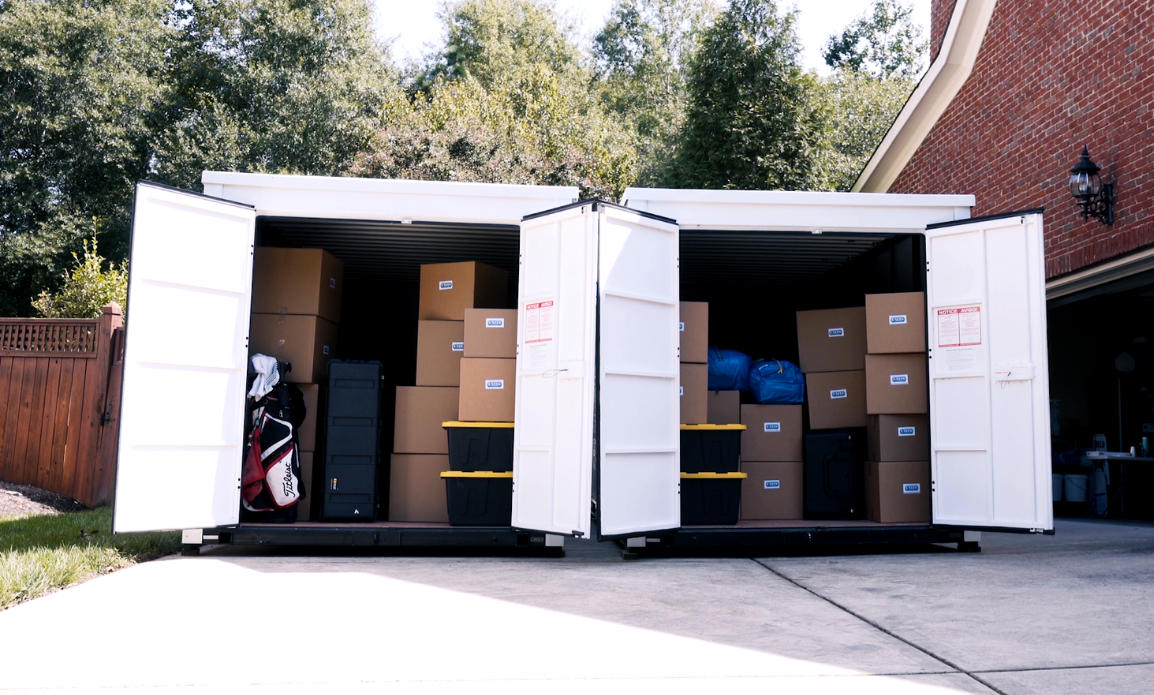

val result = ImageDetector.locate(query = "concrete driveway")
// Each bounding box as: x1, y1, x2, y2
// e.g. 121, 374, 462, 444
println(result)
1, 519, 1151, 693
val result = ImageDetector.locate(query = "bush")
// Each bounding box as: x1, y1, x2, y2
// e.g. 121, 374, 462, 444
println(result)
30, 237, 128, 320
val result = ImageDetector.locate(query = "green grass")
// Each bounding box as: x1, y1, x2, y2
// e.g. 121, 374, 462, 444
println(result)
0, 507, 180, 609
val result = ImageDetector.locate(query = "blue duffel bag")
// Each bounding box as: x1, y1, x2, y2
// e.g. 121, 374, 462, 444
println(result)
748, 359, 805, 404
707, 348, 751, 392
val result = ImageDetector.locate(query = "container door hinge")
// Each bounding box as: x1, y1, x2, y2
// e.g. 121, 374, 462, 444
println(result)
572, 530, 584, 537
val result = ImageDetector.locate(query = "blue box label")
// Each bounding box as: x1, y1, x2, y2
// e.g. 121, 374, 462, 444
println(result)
903, 483, 921, 494
764, 480, 781, 490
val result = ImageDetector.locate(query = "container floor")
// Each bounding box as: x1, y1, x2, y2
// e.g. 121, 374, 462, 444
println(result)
683, 519, 929, 530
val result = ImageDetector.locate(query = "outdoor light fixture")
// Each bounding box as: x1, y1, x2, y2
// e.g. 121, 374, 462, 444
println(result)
1069, 145, 1114, 225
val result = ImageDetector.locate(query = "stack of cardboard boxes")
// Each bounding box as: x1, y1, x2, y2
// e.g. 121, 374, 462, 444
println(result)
797, 307, 869, 430
248, 247, 343, 521
679, 302, 709, 424
389, 261, 510, 522
863, 293, 931, 523
740, 403, 804, 520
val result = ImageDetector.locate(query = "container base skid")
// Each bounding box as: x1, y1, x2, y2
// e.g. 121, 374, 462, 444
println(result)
619, 521, 967, 555
186, 523, 564, 555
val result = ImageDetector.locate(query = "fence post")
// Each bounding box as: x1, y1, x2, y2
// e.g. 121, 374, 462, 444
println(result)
76, 304, 124, 507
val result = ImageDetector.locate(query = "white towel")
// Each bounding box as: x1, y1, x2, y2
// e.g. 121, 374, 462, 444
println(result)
248, 354, 280, 400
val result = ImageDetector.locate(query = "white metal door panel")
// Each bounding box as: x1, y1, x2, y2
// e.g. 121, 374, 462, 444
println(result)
598, 206, 681, 537
511, 204, 598, 537
925, 212, 1052, 531
113, 183, 256, 533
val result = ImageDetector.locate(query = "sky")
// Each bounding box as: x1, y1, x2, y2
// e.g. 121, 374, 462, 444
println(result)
373, 0, 932, 74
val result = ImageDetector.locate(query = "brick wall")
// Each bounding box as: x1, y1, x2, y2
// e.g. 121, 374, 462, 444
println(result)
893, 0, 1154, 279
930, 0, 958, 62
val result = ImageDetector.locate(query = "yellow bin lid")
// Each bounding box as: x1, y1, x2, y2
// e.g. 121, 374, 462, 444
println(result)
440, 471, 514, 478
442, 421, 515, 428
680, 472, 748, 479
680, 424, 747, 430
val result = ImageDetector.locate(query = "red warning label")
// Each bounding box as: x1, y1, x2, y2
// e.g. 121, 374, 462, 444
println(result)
936, 306, 982, 348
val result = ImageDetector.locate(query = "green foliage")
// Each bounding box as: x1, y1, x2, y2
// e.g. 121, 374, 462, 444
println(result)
0, 507, 180, 609
822, 0, 926, 79
814, 69, 914, 191
31, 236, 127, 319
353, 0, 636, 199
671, 0, 825, 190
593, 0, 717, 185
154, 0, 398, 190
0, 0, 170, 317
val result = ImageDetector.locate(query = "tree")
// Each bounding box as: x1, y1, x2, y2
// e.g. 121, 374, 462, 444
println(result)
671, 0, 825, 190
352, 0, 637, 199
154, 0, 399, 190
814, 68, 913, 191
822, 0, 926, 79
593, 0, 717, 184
31, 236, 128, 319
0, 0, 169, 316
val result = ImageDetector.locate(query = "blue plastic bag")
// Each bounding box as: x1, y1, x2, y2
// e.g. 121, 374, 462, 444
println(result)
708, 348, 751, 392
748, 359, 805, 404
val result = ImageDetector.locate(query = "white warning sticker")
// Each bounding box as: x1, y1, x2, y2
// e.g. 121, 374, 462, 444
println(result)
936, 305, 983, 373
524, 299, 555, 369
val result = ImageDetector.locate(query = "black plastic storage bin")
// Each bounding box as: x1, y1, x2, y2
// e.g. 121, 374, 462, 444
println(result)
321, 361, 382, 521
680, 472, 747, 525
441, 471, 513, 526
326, 360, 383, 427
804, 430, 866, 519
443, 422, 514, 472
680, 425, 746, 473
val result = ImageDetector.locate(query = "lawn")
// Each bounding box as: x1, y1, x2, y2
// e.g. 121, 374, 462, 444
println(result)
0, 508, 180, 610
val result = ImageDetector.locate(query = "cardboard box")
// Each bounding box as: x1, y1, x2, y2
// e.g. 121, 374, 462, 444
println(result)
741, 404, 803, 462
679, 302, 709, 364
680, 363, 708, 425
868, 414, 930, 462
419, 261, 509, 321
394, 386, 460, 454
805, 370, 868, 430
296, 384, 320, 452
741, 462, 804, 520
464, 308, 518, 359
796, 307, 867, 373
865, 353, 928, 414
866, 461, 931, 523
249, 314, 338, 383
707, 390, 741, 425
416, 321, 465, 386
252, 247, 343, 324
297, 451, 314, 521
388, 454, 450, 522
459, 358, 516, 422
866, 292, 926, 354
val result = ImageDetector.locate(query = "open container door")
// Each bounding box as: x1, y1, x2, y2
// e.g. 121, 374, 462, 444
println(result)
597, 204, 681, 538
113, 183, 256, 533
511, 203, 599, 537
924, 210, 1053, 532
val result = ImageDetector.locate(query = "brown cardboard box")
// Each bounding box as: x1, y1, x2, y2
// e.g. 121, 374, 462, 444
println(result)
866, 461, 931, 523
297, 451, 314, 521
865, 353, 928, 414
679, 302, 709, 364
394, 386, 460, 454
416, 321, 465, 386
740, 462, 804, 520
741, 404, 803, 462
707, 390, 741, 425
796, 307, 867, 373
249, 314, 338, 383
297, 384, 320, 452
459, 358, 516, 422
388, 454, 450, 522
680, 363, 708, 424
252, 248, 344, 324
866, 292, 926, 354
868, 414, 930, 462
419, 261, 509, 321
806, 370, 868, 430
464, 308, 518, 358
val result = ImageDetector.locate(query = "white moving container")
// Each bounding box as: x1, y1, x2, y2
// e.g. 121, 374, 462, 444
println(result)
113, 175, 1053, 554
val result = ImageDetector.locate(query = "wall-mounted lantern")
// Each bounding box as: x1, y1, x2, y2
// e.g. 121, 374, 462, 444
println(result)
1069, 145, 1114, 225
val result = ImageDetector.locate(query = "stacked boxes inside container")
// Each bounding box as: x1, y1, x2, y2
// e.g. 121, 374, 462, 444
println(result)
863, 293, 931, 523
248, 248, 344, 521
389, 261, 513, 525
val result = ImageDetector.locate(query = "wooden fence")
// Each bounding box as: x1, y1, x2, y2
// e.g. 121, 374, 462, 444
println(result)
0, 304, 125, 508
